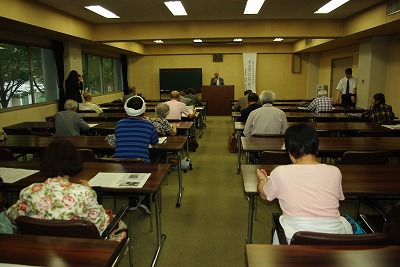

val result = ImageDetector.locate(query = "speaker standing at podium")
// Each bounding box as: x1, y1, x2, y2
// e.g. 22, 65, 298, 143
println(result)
210, 72, 224, 85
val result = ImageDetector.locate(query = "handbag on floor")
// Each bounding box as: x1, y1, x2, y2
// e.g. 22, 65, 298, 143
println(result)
228, 133, 237, 153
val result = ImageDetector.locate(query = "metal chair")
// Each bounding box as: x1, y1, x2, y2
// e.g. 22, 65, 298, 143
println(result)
258, 151, 292, 165
15, 204, 132, 266
272, 213, 390, 245
340, 151, 389, 165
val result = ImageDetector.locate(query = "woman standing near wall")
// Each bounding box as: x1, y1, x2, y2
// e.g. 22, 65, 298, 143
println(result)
65, 70, 83, 103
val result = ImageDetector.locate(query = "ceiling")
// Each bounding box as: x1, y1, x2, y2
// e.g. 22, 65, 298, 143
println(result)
28, 0, 393, 48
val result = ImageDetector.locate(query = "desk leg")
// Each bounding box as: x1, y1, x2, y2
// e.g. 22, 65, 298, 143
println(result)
151, 191, 166, 267
176, 151, 184, 207
185, 129, 190, 158
247, 195, 255, 244
236, 132, 241, 174
199, 111, 203, 138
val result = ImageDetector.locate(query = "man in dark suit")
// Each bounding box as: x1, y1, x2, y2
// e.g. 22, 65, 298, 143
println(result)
210, 72, 224, 85
239, 93, 261, 122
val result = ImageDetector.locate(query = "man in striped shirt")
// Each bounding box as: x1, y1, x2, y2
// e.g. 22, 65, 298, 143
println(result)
307, 89, 333, 113
243, 90, 288, 136
115, 96, 158, 163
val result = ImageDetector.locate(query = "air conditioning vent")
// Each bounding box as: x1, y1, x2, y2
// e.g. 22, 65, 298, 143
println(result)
387, 0, 400, 16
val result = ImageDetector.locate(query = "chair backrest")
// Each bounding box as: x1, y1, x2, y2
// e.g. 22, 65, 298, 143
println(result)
77, 148, 97, 162
389, 201, 400, 244
0, 148, 15, 161
356, 130, 397, 137
97, 157, 146, 164
340, 151, 389, 165
258, 151, 292, 165
15, 216, 101, 239
290, 231, 390, 245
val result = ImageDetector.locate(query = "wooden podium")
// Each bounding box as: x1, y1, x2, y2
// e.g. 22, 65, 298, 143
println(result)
201, 85, 234, 116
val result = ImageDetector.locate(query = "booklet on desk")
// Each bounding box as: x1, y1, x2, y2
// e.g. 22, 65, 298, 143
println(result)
382, 124, 400, 130
148, 137, 167, 148
89, 172, 151, 188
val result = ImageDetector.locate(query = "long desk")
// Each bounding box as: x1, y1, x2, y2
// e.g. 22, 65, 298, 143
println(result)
0, 233, 123, 267
0, 135, 187, 208
1, 161, 170, 267
241, 164, 400, 243
234, 122, 396, 174
246, 244, 400, 267
241, 136, 393, 163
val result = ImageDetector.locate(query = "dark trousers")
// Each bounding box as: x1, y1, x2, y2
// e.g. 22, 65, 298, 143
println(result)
341, 94, 356, 108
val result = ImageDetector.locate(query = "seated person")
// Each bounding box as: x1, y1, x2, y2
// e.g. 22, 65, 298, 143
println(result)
239, 93, 261, 122
362, 93, 395, 123
257, 123, 352, 244
179, 90, 192, 106
55, 99, 90, 136
115, 96, 158, 213
148, 103, 177, 136
123, 85, 136, 104
243, 90, 287, 136
186, 88, 202, 106
234, 90, 253, 111
165, 91, 195, 120
307, 89, 333, 113
6, 140, 126, 242
79, 92, 103, 113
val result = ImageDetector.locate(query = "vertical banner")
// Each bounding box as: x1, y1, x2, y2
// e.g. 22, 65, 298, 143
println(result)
243, 53, 257, 92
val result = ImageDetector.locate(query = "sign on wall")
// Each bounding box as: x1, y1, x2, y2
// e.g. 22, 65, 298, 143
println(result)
243, 53, 257, 92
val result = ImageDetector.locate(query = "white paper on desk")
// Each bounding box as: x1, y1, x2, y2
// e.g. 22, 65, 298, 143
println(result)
0, 167, 39, 183
149, 137, 167, 148
297, 107, 308, 110
89, 172, 151, 188
0, 264, 43, 267
88, 123, 98, 127
382, 124, 400, 130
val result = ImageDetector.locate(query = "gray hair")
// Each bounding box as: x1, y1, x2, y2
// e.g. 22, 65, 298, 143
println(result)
259, 90, 276, 104
155, 103, 170, 119
318, 89, 327, 97
83, 91, 92, 101
64, 99, 78, 110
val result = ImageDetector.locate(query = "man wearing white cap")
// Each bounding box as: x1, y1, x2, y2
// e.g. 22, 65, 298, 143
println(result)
115, 96, 158, 163
115, 96, 158, 214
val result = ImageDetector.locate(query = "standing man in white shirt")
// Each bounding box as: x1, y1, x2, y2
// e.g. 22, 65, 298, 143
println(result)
335, 68, 358, 108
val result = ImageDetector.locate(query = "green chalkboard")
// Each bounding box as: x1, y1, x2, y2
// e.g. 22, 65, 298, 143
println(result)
159, 68, 202, 93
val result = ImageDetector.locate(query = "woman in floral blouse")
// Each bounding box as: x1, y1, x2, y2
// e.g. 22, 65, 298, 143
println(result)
6, 140, 125, 241
148, 102, 177, 136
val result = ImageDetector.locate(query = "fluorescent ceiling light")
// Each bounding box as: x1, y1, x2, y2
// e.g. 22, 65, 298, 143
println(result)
164, 1, 187, 16
314, 0, 349, 14
273, 38, 283, 42
154, 40, 164, 44
193, 39, 202, 43
85, 5, 120, 18
234, 38, 243, 42
244, 0, 265, 14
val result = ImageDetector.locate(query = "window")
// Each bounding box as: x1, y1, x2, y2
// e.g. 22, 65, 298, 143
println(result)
0, 42, 59, 109
82, 54, 123, 94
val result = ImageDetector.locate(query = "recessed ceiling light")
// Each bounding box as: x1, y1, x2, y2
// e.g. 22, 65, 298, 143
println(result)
244, 0, 265, 15
234, 38, 243, 42
164, 1, 188, 16
193, 39, 202, 43
273, 38, 284, 42
85, 5, 120, 18
154, 40, 164, 44
314, 0, 349, 14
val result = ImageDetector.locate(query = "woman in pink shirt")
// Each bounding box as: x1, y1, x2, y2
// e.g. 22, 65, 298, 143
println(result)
257, 123, 352, 244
